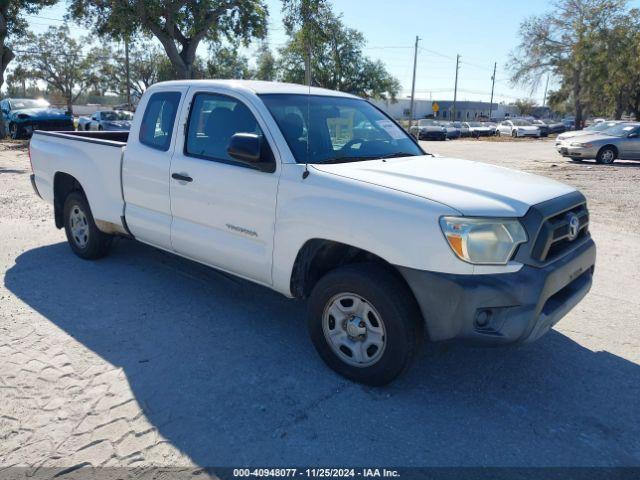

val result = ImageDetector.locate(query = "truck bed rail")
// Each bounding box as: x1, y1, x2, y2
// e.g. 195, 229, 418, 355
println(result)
33, 130, 128, 147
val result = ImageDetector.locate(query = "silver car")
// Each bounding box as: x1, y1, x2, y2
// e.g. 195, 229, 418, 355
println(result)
559, 122, 640, 164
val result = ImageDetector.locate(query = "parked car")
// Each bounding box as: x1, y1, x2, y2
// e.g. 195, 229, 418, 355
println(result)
542, 119, 566, 135
496, 119, 541, 138
0, 98, 74, 139
438, 121, 462, 139
77, 110, 134, 131
29, 80, 595, 385
531, 119, 550, 137
555, 121, 620, 151
558, 122, 640, 164
465, 121, 494, 137
409, 119, 447, 141
562, 117, 576, 130
452, 121, 471, 137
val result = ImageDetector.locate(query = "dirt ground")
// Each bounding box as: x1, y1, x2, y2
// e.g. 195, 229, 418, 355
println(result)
1, 138, 639, 472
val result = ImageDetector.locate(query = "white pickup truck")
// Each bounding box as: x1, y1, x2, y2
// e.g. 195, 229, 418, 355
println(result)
29, 80, 596, 385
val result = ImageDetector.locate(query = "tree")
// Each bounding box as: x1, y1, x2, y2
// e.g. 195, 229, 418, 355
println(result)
206, 42, 251, 79
20, 25, 96, 114
514, 98, 537, 116
282, 0, 331, 85
0, 0, 57, 136
278, 6, 399, 100
253, 42, 276, 81
69, 0, 269, 79
93, 42, 171, 100
508, 0, 628, 128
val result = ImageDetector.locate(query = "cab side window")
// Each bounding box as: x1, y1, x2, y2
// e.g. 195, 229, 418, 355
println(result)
185, 92, 274, 170
139, 91, 181, 151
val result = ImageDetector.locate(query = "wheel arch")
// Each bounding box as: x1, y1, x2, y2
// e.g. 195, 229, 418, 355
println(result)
598, 144, 618, 156
289, 239, 417, 304
53, 172, 85, 228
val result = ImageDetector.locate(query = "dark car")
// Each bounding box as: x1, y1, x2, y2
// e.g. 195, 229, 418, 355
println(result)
1, 98, 74, 139
439, 121, 462, 139
543, 119, 567, 134
409, 119, 447, 141
532, 119, 550, 137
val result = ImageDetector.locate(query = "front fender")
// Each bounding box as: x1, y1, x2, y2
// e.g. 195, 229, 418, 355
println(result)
271, 164, 469, 297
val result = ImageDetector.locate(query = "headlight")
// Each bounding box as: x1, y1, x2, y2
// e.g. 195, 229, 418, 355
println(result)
439, 216, 527, 264
570, 142, 592, 147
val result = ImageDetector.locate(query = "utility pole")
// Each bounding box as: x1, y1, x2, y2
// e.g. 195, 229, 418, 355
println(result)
124, 37, 131, 108
409, 35, 420, 129
542, 73, 550, 107
489, 61, 497, 120
452, 54, 460, 122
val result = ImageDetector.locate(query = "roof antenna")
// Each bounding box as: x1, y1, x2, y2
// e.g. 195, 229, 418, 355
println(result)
302, 42, 312, 180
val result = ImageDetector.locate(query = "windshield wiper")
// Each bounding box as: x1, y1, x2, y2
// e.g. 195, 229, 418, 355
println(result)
316, 156, 375, 164
377, 152, 419, 159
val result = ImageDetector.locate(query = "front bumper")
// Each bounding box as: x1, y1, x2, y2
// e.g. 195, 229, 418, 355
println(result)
558, 145, 598, 158
398, 238, 596, 345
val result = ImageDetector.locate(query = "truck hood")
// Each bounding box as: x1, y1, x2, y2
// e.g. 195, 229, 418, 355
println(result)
313, 155, 575, 217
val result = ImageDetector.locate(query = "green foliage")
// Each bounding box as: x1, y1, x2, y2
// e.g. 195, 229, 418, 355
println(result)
0, 0, 58, 92
253, 42, 276, 81
69, 0, 268, 79
18, 25, 96, 114
508, 0, 633, 125
514, 98, 537, 116
278, 2, 399, 100
206, 42, 251, 79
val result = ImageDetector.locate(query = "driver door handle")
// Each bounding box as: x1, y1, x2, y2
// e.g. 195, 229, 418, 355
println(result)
171, 172, 193, 183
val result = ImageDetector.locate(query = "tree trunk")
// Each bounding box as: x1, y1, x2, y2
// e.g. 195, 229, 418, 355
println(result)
572, 69, 584, 129
66, 96, 74, 116
0, 45, 14, 139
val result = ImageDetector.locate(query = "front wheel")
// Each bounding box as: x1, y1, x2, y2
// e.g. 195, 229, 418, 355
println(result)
596, 146, 617, 164
307, 263, 423, 386
511, 129, 518, 138
9, 123, 20, 140
63, 191, 113, 259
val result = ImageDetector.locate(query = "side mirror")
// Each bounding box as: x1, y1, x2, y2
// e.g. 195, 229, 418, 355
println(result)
227, 133, 261, 164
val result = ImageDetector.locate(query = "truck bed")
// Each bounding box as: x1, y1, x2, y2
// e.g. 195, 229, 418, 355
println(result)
30, 130, 128, 235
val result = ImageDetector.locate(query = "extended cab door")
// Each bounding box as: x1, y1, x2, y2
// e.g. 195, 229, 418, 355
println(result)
122, 86, 188, 250
169, 88, 280, 285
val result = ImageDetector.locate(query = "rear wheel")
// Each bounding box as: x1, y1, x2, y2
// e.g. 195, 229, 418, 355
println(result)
307, 263, 423, 386
63, 191, 112, 259
596, 146, 617, 164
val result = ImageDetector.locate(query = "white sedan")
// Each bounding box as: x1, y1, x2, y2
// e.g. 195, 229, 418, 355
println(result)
496, 119, 541, 138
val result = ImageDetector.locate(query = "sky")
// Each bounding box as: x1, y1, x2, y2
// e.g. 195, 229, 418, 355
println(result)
22, 0, 640, 104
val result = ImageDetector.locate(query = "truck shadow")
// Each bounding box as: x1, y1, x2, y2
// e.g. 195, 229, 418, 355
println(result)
5, 240, 640, 466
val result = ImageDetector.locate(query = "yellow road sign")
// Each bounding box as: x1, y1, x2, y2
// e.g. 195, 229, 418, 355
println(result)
432, 102, 439, 113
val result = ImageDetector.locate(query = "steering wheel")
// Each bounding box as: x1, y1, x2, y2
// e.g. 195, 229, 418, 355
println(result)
340, 138, 366, 152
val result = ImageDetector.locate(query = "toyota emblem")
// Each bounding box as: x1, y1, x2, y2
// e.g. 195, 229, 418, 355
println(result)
567, 213, 580, 241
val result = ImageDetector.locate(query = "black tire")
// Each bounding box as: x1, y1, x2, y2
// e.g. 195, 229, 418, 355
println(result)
596, 146, 617, 164
511, 129, 518, 138
9, 123, 20, 140
307, 263, 423, 386
570, 157, 583, 162
63, 191, 112, 260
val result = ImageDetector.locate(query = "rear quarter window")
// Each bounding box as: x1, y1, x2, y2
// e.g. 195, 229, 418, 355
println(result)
139, 91, 181, 151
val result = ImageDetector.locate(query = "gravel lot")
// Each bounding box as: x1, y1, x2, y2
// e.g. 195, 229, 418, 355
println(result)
1, 138, 639, 472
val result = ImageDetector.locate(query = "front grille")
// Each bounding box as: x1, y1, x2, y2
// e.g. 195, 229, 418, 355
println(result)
531, 203, 589, 262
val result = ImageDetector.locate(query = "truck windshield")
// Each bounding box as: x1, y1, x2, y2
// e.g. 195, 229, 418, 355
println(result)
260, 94, 423, 164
